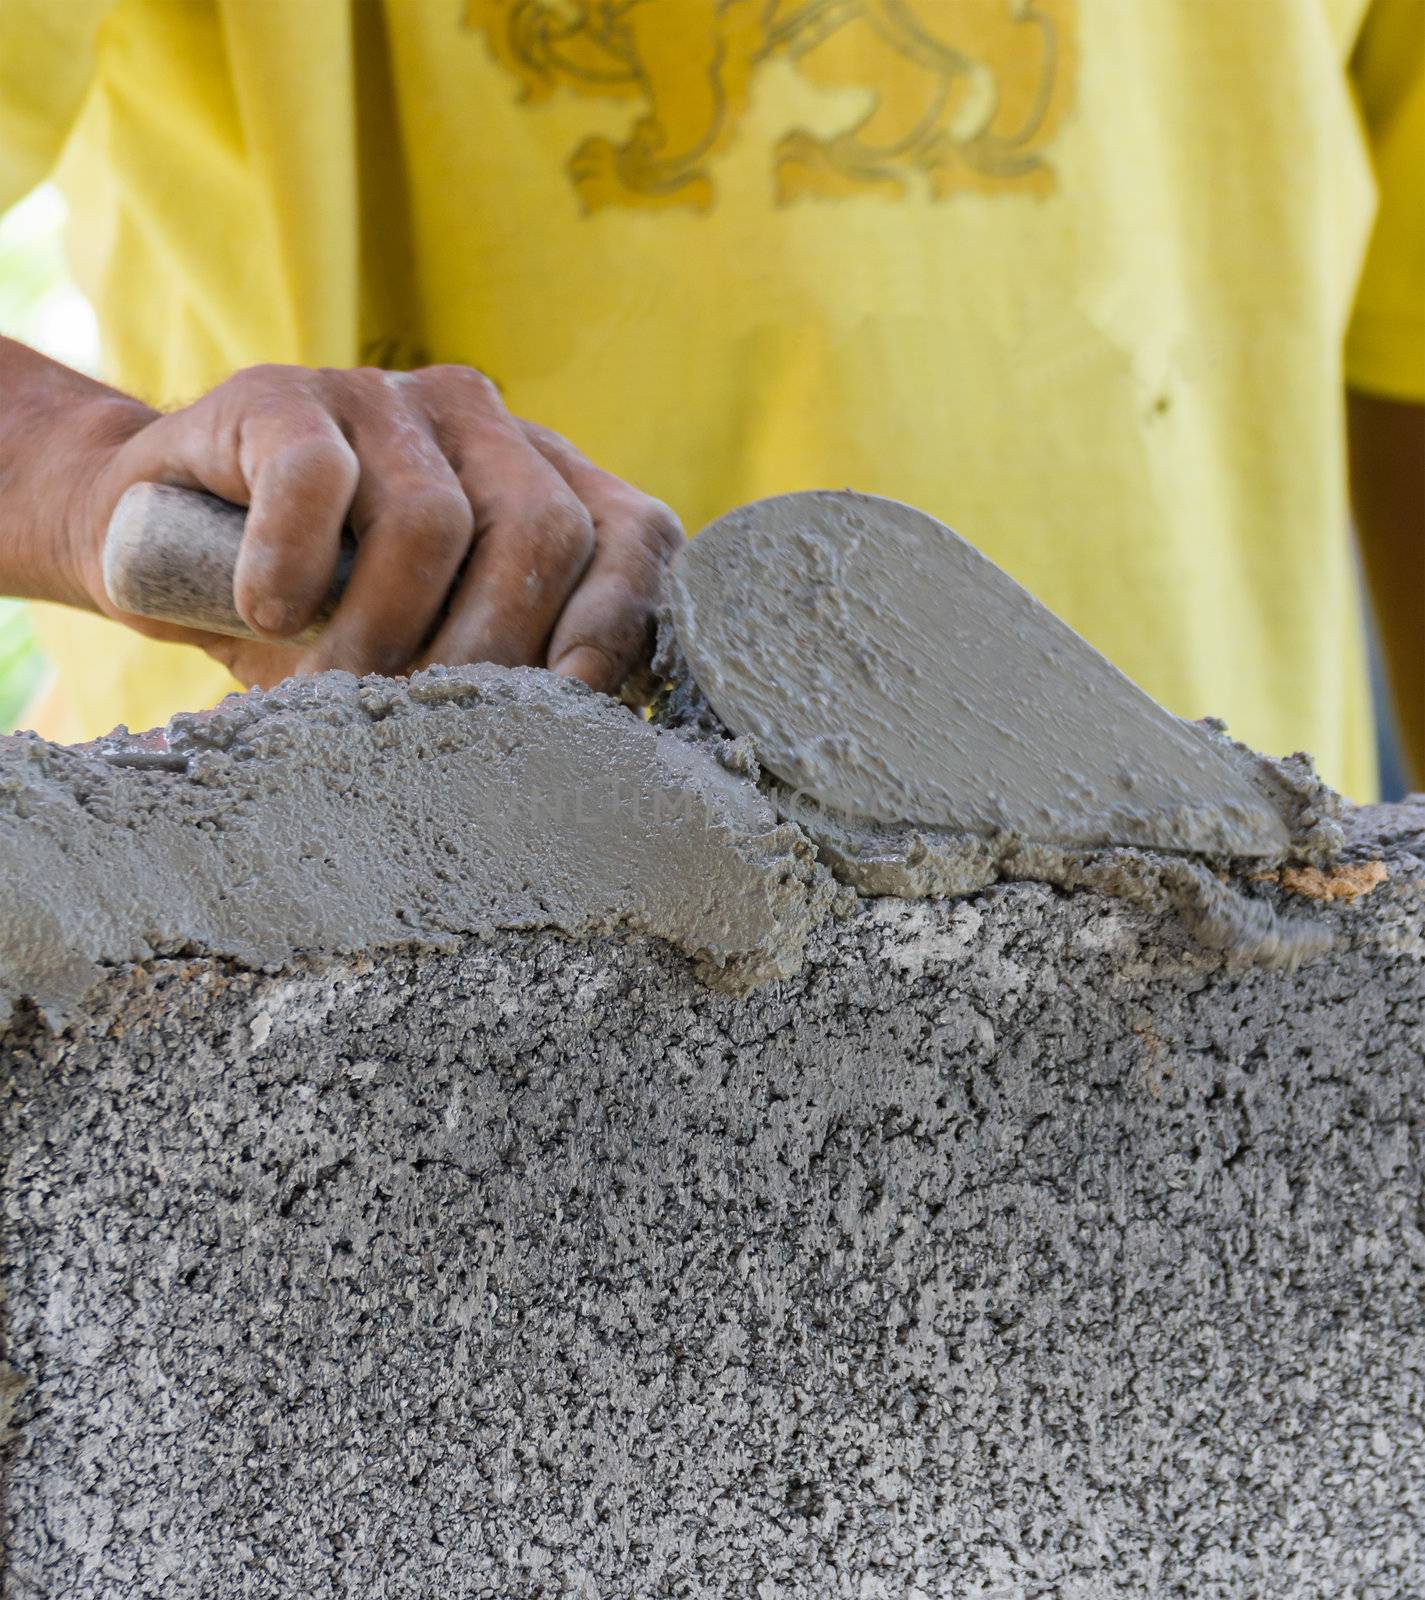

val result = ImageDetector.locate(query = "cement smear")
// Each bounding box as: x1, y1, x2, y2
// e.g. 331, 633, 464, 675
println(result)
655, 630, 1347, 970
0, 665, 842, 1024
666, 491, 1294, 856
0, 624, 1356, 1023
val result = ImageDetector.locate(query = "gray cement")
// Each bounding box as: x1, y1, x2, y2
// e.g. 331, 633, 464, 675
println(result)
3, 796, 1423, 1597
654, 635, 1344, 969
667, 492, 1294, 856
0, 666, 841, 1023
0, 659, 1343, 1027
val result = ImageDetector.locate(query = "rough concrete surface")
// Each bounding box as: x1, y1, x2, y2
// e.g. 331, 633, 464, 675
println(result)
3, 776, 1423, 1597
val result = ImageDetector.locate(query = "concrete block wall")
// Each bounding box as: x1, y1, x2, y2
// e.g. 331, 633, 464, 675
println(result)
1, 674, 1423, 1597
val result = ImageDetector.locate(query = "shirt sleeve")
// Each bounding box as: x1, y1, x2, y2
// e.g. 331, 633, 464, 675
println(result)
1346, 0, 1425, 403
0, 0, 112, 211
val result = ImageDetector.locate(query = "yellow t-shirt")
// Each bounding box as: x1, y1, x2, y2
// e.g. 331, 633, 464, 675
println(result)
2, 0, 1422, 799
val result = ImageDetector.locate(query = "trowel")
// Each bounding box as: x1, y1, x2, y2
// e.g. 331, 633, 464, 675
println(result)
103, 483, 1289, 858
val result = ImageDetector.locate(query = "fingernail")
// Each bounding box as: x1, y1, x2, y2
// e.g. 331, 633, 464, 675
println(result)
550, 645, 614, 693
253, 598, 296, 635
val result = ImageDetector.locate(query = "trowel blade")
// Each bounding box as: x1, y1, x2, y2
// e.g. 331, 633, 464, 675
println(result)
666, 490, 1290, 857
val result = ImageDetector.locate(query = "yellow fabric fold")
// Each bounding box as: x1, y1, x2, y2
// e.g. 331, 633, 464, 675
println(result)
1347, 0, 1425, 401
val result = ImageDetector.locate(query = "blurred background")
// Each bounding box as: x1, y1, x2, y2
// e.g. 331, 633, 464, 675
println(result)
0, 184, 98, 733
0, 188, 1406, 796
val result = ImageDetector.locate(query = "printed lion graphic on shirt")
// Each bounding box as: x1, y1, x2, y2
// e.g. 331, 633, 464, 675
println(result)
466, 0, 1077, 210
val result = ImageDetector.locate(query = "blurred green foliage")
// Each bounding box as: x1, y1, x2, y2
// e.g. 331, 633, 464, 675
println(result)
0, 601, 43, 730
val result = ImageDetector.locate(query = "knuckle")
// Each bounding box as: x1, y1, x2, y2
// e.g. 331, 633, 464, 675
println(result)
417, 363, 502, 407
227, 362, 309, 397
395, 483, 475, 556
520, 419, 562, 453
603, 519, 678, 599
316, 364, 389, 402
275, 431, 359, 492
322, 363, 385, 384
589, 484, 684, 556
607, 586, 656, 649
636, 498, 685, 555
534, 495, 597, 565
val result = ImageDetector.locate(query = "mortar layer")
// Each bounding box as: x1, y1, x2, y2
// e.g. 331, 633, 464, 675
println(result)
3, 800, 1423, 1597
0, 651, 1367, 1024
655, 630, 1347, 970
666, 493, 1297, 856
0, 665, 841, 1023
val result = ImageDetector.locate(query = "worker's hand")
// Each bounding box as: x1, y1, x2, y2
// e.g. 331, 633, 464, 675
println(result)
73, 364, 684, 693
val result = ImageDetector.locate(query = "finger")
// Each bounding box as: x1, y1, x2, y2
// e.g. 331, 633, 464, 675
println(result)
521, 423, 684, 693
416, 392, 596, 669
198, 633, 307, 691
544, 508, 680, 693
299, 372, 474, 676
519, 421, 681, 549
232, 411, 359, 639
108, 366, 357, 642
101, 612, 307, 691
417, 462, 597, 670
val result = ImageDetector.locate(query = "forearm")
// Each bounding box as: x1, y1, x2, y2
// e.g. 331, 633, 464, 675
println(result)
0, 336, 154, 606
1347, 387, 1424, 788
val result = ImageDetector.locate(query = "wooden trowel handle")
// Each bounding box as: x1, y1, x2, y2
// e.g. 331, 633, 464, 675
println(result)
103, 482, 355, 644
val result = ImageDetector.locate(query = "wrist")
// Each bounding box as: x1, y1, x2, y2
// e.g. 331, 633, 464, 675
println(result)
54, 394, 160, 612
0, 336, 155, 610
